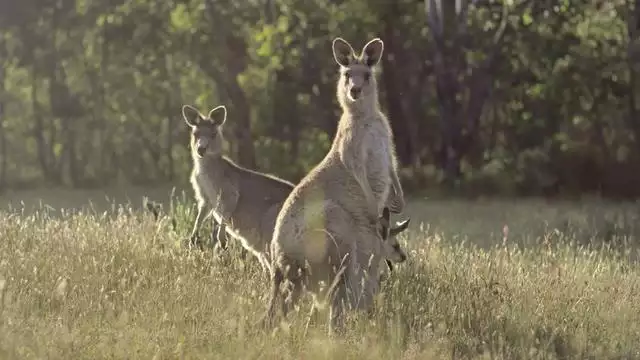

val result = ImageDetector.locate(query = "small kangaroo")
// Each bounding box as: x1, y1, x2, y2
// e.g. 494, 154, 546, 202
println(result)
379, 207, 410, 271
182, 104, 295, 274
378, 207, 410, 282
264, 37, 406, 333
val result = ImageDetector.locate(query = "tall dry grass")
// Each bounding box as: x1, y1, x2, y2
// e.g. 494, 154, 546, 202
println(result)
0, 192, 639, 359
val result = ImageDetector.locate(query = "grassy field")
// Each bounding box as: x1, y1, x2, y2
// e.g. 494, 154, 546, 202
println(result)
1, 187, 640, 359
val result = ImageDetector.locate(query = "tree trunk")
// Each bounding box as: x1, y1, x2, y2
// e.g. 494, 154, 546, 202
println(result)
425, 0, 527, 184
227, 81, 256, 168
164, 54, 178, 181
50, 60, 81, 186
626, 0, 640, 151
98, 21, 111, 185
434, 53, 464, 182
273, 66, 300, 169
0, 34, 6, 191
195, 3, 257, 169
222, 33, 256, 169
31, 69, 60, 184
380, 8, 412, 167
300, 47, 335, 140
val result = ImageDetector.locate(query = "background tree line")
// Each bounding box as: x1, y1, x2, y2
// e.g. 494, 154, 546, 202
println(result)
1, 0, 640, 198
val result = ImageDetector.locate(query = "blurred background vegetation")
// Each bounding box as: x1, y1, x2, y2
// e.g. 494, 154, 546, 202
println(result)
1, 0, 639, 198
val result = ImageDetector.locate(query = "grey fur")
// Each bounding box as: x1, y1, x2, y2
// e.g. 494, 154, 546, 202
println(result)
183, 104, 295, 274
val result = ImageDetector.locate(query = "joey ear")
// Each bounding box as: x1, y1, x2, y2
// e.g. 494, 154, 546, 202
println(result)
362, 38, 384, 67
385, 259, 394, 272
182, 105, 203, 127
207, 105, 227, 127
379, 207, 391, 237
332, 37, 355, 67
381, 207, 390, 222
389, 218, 410, 237
380, 207, 391, 225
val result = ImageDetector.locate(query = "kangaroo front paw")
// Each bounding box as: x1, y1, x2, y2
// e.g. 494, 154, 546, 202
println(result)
186, 234, 198, 247
186, 234, 204, 251
239, 247, 248, 260
217, 234, 228, 250
388, 196, 405, 214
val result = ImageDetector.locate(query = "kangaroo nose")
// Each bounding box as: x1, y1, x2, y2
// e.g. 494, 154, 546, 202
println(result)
350, 87, 361, 99
197, 146, 206, 156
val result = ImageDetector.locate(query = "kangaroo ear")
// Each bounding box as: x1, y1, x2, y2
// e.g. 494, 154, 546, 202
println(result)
381, 207, 390, 222
182, 105, 203, 127
207, 105, 227, 127
378, 207, 391, 238
389, 218, 410, 237
362, 38, 384, 67
332, 37, 355, 67
385, 259, 394, 272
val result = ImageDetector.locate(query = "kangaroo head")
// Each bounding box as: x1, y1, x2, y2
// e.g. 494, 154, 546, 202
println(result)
182, 104, 227, 158
332, 37, 384, 106
379, 207, 410, 264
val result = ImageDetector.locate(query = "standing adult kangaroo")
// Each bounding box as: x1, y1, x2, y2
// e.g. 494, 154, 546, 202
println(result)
264, 37, 406, 333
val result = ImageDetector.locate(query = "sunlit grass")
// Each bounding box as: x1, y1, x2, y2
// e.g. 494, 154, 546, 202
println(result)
0, 190, 639, 359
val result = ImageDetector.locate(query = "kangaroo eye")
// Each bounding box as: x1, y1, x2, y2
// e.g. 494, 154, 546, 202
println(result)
344, 71, 351, 80
364, 73, 371, 81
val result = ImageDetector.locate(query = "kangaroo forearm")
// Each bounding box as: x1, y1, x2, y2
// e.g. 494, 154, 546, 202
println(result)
190, 203, 208, 237
390, 169, 404, 197
386, 167, 405, 214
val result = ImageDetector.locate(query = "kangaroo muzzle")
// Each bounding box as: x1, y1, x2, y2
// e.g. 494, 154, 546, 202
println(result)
349, 87, 361, 100
195, 138, 208, 157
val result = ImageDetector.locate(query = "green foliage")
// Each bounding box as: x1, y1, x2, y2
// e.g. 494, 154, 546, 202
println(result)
0, 0, 640, 196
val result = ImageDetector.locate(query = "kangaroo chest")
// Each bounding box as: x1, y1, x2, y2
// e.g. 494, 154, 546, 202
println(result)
195, 171, 223, 207
193, 165, 265, 245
